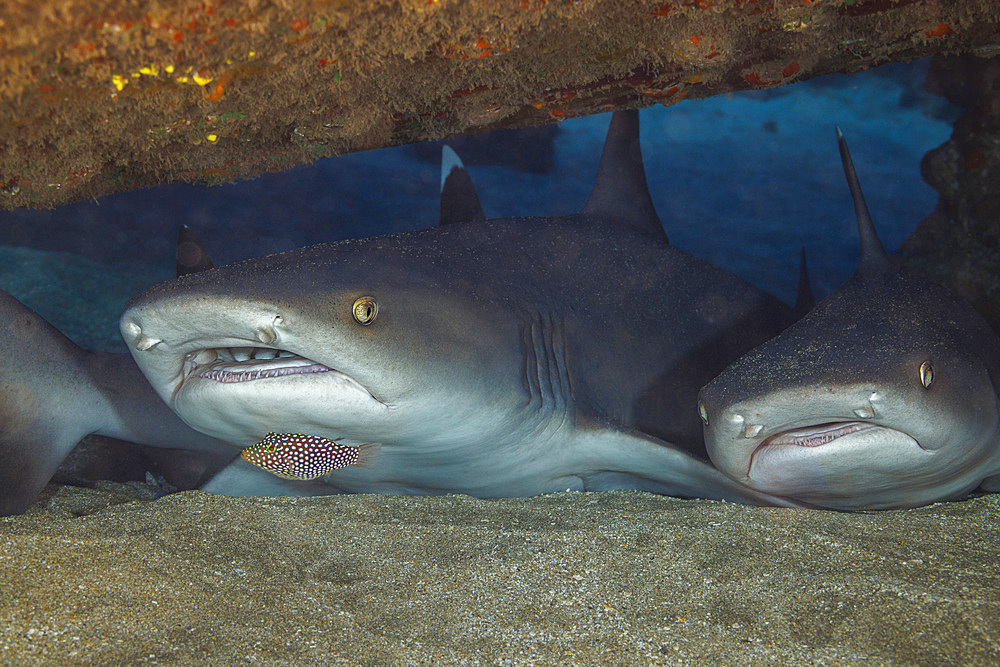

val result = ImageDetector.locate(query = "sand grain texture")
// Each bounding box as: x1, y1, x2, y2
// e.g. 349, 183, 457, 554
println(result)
1, 485, 997, 665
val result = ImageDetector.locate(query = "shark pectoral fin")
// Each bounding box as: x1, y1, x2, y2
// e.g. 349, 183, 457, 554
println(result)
575, 428, 802, 508
201, 456, 338, 497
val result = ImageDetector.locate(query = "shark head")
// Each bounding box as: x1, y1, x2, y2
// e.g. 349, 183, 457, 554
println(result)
698, 129, 1000, 510
699, 269, 1000, 509
120, 230, 534, 455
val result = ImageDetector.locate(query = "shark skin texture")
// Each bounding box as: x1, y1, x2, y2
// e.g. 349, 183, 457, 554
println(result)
698, 129, 1000, 510
118, 110, 801, 506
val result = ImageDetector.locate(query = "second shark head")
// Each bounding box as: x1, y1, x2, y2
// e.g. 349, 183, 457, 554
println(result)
698, 129, 1000, 510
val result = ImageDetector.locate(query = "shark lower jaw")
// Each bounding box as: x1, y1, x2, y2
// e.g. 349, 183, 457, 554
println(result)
165, 344, 393, 446
182, 346, 334, 384
747, 420, 923, 474
714, 413, 995, 509
174, 344, 385, 409
757, 421, 879, 450
726, 419, 940, 507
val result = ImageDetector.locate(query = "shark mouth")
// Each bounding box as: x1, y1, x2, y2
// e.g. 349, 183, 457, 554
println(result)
184, 346, 333, 383
759, 421, 877, 449
747, 421, 881, 480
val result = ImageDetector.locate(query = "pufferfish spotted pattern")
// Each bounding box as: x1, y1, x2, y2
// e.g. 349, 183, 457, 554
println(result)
240, 432, 379, 480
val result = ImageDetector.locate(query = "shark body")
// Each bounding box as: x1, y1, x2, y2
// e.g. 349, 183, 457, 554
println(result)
698, 129, 1000, 510
117, 111, 799, 504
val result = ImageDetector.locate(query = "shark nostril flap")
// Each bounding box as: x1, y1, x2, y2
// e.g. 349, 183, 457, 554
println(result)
256, 326, 277, 345
134, 335, 162, 351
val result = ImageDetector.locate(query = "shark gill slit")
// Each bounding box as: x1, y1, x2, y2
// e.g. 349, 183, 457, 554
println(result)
550, 312, 575, 432
521, 312, 574, 429
520, 320, 539, 409
534, 315, 555, 407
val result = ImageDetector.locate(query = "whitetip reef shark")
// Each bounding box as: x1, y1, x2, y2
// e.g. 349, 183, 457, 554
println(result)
109, 110, 806, 506
697, 129, 1000, 510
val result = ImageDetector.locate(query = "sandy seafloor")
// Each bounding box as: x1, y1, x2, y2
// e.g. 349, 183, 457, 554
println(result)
2, 485, 999, 665
2, 59, 999, 665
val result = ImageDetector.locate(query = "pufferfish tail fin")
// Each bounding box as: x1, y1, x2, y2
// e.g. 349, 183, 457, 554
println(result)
353, 442, 380, 469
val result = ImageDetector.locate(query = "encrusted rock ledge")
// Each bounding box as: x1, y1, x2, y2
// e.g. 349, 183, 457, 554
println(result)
2, 0, 998, 208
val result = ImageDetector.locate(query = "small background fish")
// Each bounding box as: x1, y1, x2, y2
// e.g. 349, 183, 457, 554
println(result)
241, 433, 378, 480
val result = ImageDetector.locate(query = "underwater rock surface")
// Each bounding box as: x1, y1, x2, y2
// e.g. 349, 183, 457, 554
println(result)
900, 55, 1000, 331
2, 486, 997, 664
2, 0, 997, 209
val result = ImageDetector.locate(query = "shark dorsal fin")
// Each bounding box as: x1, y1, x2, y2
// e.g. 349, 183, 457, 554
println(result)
793, 246, 815, 319
440, 145, 486, 226
176, 224, 215, 277
581, 110, 667, 242
836, 126, 889, 275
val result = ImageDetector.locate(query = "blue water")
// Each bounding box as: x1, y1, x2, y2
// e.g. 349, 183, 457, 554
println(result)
0, 59, 957, 350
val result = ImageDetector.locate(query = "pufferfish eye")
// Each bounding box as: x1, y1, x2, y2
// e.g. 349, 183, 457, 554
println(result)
919, 361, 934, 389
352, 296, 378, 325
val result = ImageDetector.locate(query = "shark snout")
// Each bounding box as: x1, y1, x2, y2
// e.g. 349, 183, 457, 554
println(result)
702, 384, 894, 480
119, 296, 319, 405
711, 387, 884, 439
121, 300, 286, 354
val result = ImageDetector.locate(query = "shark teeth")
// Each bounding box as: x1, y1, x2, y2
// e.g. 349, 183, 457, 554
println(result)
212, 347, 299, 362
764, 422, 875, 448
187, 347, 331, 383
195, 362, 331, 383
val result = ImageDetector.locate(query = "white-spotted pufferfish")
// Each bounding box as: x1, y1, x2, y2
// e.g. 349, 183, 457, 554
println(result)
241, 432, 378, 480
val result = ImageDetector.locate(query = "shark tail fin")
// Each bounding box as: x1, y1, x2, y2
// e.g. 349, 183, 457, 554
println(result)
0, 290, 97, 516
793, 246, 815, 319
581, 110, 667, 242
835, 126, 889, 275
353, 442, 380, 469
440, 145, 486, 226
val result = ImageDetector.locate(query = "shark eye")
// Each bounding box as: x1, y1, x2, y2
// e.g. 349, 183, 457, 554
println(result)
698, 401, 709, 425
352, 296, 378, 325
919, 361, 934, 389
